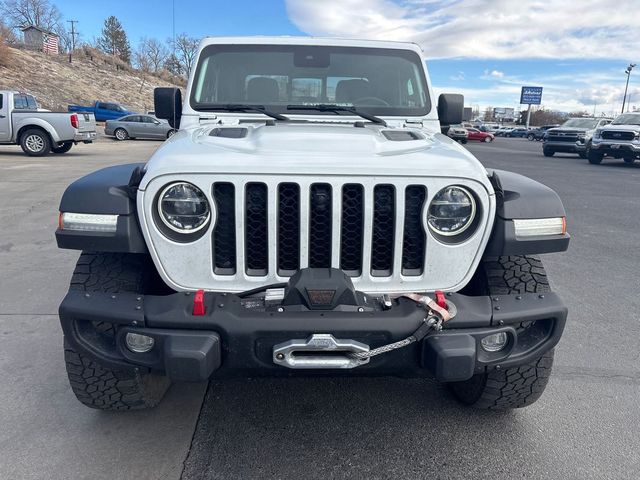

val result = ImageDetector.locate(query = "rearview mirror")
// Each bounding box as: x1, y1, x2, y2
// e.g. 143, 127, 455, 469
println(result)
437, 94, 464, 129
154, 87, 183, 129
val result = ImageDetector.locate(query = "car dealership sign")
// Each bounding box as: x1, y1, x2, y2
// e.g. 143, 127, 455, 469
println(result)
520, 86, 543, 105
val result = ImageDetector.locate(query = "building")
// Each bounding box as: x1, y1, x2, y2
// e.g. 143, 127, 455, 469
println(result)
20, 25, 59, 55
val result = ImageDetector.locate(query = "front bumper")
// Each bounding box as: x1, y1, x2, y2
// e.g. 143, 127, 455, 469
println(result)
59, 290, 567, 383
591, 141, 640, 155
543, 140, 580, 153
74, 131, 97, 143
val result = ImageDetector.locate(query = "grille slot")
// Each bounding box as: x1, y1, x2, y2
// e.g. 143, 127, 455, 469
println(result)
402, 185, 426, 275
277, 183, 300, 275
212, 183, 236, 274
245, 183, 268, 276
309, 183, 332, 268
371, 185, 395, 276
340, 184, 364, 276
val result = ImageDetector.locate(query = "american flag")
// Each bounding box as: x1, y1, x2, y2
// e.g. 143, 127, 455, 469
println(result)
42, 33, 59, 55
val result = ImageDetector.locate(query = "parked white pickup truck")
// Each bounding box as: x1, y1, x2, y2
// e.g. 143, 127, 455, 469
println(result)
0, 91, 97, 156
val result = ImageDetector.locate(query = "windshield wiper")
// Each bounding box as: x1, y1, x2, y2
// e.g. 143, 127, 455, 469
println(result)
287, 104, 387, 126
197, 104, 289, 121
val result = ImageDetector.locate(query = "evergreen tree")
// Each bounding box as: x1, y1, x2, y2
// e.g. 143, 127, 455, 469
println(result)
97, 16, 131, 64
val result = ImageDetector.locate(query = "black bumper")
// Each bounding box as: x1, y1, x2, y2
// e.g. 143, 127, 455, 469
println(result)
544, 141, 580, 153
59, 290, 567, 383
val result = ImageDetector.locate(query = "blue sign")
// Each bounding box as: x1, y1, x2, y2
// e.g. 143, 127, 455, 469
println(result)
520, 86, 543, 105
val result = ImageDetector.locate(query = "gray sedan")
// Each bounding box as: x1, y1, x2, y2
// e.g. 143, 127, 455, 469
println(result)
105, 115, 176, 141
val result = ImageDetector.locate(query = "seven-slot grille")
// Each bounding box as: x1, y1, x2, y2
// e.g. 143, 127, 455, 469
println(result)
546, 131, 580, 142
212, 181, 427, 279
601, 130, 635, 141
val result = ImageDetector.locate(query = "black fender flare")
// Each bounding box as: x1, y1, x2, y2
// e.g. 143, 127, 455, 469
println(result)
56, 163, 148, 253
485, 169, 570, 256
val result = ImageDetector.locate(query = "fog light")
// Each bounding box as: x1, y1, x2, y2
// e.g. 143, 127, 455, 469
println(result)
125, 333, 155, 353
480, 332, 508, 352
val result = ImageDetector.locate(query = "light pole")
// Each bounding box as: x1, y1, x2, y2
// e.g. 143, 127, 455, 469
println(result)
622, 63, 636, 114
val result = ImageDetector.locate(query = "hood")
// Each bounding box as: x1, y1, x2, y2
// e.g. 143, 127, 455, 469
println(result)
140, 122, 491, 189
603, 124, 640, 132
547, 127, 590, 134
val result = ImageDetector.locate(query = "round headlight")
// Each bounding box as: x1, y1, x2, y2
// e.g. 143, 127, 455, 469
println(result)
158, 182, 211, 233
427, 186, 476, 236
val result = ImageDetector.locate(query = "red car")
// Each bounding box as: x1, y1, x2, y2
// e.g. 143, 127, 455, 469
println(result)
466, 128, 494, 143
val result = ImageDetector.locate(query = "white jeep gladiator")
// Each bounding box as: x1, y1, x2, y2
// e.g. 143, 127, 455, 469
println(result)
0, 91, 97, 156
56, 37, 569, 411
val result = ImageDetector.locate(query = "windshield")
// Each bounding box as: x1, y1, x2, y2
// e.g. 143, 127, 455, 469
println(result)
612, 113, 640, 125
562, 118, 599, 129
190, 44, 430, 116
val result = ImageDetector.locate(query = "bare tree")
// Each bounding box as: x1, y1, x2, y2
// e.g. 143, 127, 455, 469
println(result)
169, 33, 198, 77
1, 0, 61, 31
135, 37, 168, 73
164, 52, 183, 76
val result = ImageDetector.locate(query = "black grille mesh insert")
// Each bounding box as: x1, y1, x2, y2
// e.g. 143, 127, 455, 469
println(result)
245, 183, 268, 275
340, 184, 364, 275
212, 183, 236, 274
402, 186, 426, 275
278, 183, 300, 274
309, 184, 332, 268
371, 185, 395, 275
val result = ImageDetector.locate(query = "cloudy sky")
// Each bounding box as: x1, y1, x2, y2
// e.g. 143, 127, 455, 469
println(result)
58, 0, 640, 115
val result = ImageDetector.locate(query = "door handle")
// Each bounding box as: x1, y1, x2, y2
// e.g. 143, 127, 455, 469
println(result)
0, 115, 6, 118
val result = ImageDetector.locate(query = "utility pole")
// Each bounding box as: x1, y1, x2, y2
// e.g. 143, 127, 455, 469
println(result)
67, 20, 78, 63
621, 63, 636, 114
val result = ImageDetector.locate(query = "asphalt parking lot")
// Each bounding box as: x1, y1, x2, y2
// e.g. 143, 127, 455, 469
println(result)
1, 137, 638, 480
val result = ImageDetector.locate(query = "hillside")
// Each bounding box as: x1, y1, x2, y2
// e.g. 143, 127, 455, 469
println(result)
0, 47, 184, 113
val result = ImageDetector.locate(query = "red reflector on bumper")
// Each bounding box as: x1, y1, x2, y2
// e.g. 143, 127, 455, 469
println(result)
193, 289, 206, 316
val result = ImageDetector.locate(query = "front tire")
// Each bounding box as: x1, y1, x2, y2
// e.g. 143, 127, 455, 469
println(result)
527, 134, 535, 141
20, 128, 51, 156
52, 141, 73, 154
63, 252, 171, 410
448, 256, 555, 410
623, 157, 635, 164
167, 129, 176, 139
543, 147, 555, 157
588, 149, 603, 164
484, 136, 492, 143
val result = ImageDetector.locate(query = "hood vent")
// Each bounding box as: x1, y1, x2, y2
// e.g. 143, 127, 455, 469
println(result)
210, 127, 248, 139
381, 130, 423, 141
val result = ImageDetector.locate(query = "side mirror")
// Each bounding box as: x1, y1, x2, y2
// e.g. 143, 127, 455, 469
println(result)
154, 87, 183, 129
437, 93, 464, 130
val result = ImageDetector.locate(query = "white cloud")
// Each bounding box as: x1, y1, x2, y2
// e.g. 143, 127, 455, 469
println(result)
285, 0, 640, 59
483, 69, 504, 78
449, 71, 465, 81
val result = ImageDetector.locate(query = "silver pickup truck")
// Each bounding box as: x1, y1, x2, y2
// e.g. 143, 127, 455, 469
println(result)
0, 91, 97, 157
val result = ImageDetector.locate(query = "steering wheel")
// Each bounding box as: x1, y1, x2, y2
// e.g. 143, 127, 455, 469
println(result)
353, 96, 390, 107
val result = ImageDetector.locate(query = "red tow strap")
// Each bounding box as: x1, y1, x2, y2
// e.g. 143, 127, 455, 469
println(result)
435, 290, 448, 310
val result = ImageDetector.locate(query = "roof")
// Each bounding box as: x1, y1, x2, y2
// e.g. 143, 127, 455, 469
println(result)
20, 24, 58, 36
198, 36, 423, 54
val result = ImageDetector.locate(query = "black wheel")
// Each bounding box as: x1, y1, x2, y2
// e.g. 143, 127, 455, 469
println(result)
51, 141, 73, 154
484, 136, 493, 143
20, 128, 51, 156
543, 147, 554, 157
167, 129, 176, 139
461, 139, 468, 144
623, 158, 635, 164
449, 256, 554, 409
588, 149, 603, 164
64, 252, 171, 410
114, 128, 129, 141
527, 134, 535, 141
578, 151, 587, 159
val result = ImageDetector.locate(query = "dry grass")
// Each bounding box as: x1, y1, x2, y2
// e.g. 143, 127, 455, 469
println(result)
0, 46, 185, 112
